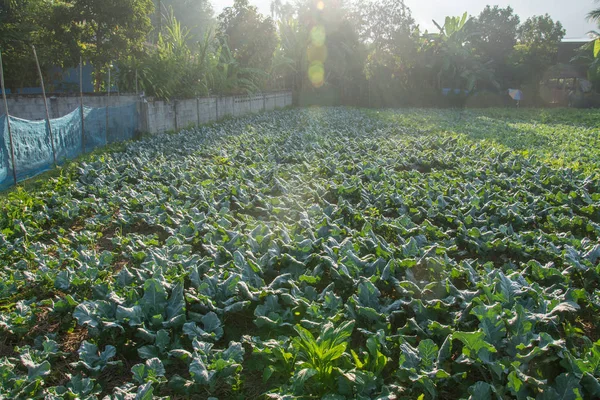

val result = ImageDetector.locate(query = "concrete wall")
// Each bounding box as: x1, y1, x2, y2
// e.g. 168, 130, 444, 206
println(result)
141, 92, 292, 134
1, 94, 138, 121
146, 100, 176, 134
1, 91, 293, 134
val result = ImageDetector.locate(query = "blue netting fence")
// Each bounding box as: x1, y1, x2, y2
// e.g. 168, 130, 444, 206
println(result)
0, 103, 138, 190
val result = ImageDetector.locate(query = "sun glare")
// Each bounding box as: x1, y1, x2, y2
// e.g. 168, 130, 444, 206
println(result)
308, 25, 327, 88
308, 62, 325, 87
310, 25, 326, 47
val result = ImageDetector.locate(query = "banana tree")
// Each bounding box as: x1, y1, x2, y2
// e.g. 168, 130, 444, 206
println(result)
571, 30, 600, 90
423, 12, 498, 92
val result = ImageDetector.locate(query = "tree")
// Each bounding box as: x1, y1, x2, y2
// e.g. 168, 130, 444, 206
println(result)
518, 14, 565, 52
153, 0, 214, 43
588, 0, 600, 24
585, 1, 600, 62
69, 0, 155, 90
270, 0, 293, 20
355, 0, 418, 106
117, 8, 265, 98
426, 13, 498, 92
472, 6, 520, 63
217, 0, 277, 73
357, 0, 415, 50
469, 6, 520, 90
571, 1, 600, 90
511, 14, 565, 87
283, 0, 366, 105
270, 16, 304, 91
0, 0, 79, 91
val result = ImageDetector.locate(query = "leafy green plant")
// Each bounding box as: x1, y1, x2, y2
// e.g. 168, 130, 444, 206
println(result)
290, 320, 355, 395
71, 341, 121, 374
1, 108, 600, 398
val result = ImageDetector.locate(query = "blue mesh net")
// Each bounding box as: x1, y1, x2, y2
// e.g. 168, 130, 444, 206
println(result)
0, 103, 138, 190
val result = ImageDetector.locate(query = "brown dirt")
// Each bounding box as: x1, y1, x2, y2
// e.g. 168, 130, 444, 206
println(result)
581, 319, 600, 342
26, 306, 61, 338
0, 337, 16, 358
61, 326, 89, 353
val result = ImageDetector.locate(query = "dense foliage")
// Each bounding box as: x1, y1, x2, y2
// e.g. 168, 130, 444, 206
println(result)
1, 0, 574, 104
1, 107, 600, 398
152, 0, 214, 43
0, 0, 155, 91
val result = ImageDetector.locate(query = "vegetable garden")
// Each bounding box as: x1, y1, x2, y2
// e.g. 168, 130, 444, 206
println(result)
1, 107, 600, 399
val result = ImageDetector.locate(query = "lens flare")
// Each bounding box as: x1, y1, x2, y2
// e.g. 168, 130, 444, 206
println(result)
310, 25, 326, 47
308, 61, 325, 88
317, 1, 325, 10
307, 43, 328, 63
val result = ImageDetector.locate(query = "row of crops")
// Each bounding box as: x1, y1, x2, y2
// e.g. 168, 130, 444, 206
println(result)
1, 107, 600, 399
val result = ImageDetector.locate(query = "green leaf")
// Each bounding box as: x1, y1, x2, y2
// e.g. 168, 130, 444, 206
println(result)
399, 342, 420, 369
73, 302, 100, 328
74, 341, 119, 373
66, 374, 99, 397
402, 237, 420, 257
27, 359, 51, 381
418, 339, 438, 368
168, 349, 193, 363
141, 279, 168, 318
581, 372, 600, 397
132, 363, 148, 384
135, 382, 154, 400
472, 304, 506, 344
437, 335, 452, 367
468, 381, 492, 400
155, 329, 170, 352
293, 367, 318, 389
78, 341, 100, 365
554, 373, 583, 400
201, 312, 224, 340
222, 341, 245, 362
594, 39, 600, 58
453, 331, 497, 359
147, 358, 166, 377
549, 302, 580, 316
138, 345, 159, 360
166, 282, 185, 321
116, 305, 144, 326
507, 371, 523, 396
190, 357, 212, 385
54, 270, 71, 290
322, 343, 347, 363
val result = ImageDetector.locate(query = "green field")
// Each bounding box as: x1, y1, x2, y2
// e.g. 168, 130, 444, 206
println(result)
1, 107, 600, 399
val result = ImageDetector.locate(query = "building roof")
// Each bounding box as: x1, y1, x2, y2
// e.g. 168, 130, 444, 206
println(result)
561, 37, 594, 43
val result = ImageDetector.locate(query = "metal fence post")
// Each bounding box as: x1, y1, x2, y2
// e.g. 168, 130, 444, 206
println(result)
106, 65, 111, 144
0, 49, 17, 185
32, 45, 57, 166
79, 57, 85, 153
